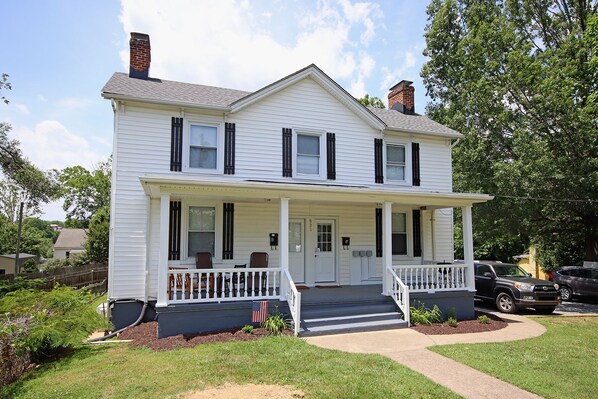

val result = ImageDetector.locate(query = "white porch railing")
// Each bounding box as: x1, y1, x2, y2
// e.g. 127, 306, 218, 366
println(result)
282, 269, 301, 336
167, 267, 281, 304
392, 264, 470, 293
386, 266, 410, 326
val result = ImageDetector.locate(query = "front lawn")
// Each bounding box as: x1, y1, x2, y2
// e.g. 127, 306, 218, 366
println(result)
2, 336, 460, 399
431, 317, 598, 399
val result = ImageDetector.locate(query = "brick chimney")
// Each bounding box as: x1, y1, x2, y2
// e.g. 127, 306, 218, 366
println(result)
388, 80, 415, 115
129, 32, 151, 80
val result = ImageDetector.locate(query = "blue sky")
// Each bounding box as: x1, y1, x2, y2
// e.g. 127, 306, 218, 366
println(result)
1, 0, 432, 220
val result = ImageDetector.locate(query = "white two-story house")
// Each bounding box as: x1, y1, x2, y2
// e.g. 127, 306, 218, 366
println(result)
102, 33, 491, 338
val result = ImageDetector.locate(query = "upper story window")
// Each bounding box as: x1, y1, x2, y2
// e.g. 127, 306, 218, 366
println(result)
386, 144, 406, 182
392, 212, 407, 255
293, 131, 326, 178
190, 125, 218, 169
188, 206, 216, 257
297, 134, 320, 175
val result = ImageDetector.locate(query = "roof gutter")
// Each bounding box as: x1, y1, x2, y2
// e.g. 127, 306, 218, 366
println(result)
384, 126, 463, 139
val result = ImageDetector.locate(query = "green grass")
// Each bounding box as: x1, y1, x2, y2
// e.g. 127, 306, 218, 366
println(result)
431, 317, 598, 399
2, 337, 460, 399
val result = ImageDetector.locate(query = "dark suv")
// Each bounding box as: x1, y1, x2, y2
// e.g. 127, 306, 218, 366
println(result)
474, 261, 560, 314
549, 267, 598, 301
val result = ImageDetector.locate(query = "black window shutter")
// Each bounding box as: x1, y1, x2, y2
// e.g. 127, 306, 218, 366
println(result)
222, 203, 234, 260
374, 138, 384, 183
375, 208, 382, 257
327, 132, 336, 180
168, 201, 182, 260
282, 128, 293, 177
412, 142, 420, 186
413, 209, 422, 257
224, 122, 235, 175
170, 117, 183, 172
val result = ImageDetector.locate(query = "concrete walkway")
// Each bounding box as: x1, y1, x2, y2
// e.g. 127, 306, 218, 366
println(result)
305, 313, 546, 399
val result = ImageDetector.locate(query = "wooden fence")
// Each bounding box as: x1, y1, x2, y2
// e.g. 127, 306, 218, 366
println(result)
0, 263, 108, 291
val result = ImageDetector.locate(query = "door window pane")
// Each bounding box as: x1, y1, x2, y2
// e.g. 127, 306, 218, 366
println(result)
289, 222, 302, 252
317, 223, 332, 252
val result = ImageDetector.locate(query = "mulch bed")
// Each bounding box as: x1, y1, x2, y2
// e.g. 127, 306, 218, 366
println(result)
117, 311, 507, 351
118, 322, 291, 351
411, 311, 508, 335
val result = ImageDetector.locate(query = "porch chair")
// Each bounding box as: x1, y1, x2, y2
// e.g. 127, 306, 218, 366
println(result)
249, 252, 269, 294
195, 252, 215, 296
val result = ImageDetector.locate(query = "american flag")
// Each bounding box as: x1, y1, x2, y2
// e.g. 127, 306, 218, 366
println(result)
252, 300, 269, 323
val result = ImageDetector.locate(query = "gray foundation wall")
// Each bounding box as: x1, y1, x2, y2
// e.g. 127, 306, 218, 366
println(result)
111, 300, 157, 330
410, 290, 476, 320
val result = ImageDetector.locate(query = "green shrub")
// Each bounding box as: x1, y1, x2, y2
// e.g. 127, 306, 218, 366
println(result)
446, 307, 457, 321
0, 286, 111, 361
241, 325, 253, 334
478, 315, 491, 324
21, 259, 39, 273
261, 309, 289, 335
409, 303, 443, 326
0, 277, 44, 297
447, 317, 459, 328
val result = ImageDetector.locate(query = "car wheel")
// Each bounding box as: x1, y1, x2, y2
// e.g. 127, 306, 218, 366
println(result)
559, 286, 572, 301
495, 292, 518, 314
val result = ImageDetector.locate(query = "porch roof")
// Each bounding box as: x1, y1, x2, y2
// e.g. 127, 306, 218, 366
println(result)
140, 175, 493, 208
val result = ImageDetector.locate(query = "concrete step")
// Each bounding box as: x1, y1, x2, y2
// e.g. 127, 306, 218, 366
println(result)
300, 317, 408, 336
303, 312, 402, 328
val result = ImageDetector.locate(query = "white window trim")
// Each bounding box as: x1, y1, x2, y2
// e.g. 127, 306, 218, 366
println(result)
384, 139, 412, 186
182, 200, 223, 263
182, 118, 225, 174
292, 129, 326, 180
391, 207, 414, 260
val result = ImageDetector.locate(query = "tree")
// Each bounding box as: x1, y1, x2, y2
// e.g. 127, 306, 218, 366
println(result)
0, 73, 10, 104
422, 0, 598, 268
357, 93, 386, 109
58, 159, 111, 226
85, 206, 109, 263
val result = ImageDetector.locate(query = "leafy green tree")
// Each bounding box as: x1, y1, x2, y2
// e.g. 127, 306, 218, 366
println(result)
85, 206, 109, 263
0, 73, 10, 104
58, 159, 111, 227
422, 0, 598, 268
0, 217, 55, 259
357, 93, 386, 109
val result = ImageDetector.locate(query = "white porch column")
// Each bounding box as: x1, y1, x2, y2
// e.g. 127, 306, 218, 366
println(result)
462, 205, 475, 291
382, 201, 393, 294
279, 197, 289, 299
156, 193, 170, 307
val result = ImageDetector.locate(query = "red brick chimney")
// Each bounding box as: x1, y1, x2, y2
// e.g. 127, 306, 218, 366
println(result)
388, 80, 415, 114
129, 32, 151, 80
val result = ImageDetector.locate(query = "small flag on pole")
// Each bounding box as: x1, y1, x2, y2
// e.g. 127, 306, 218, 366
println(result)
252, 300, 269, 323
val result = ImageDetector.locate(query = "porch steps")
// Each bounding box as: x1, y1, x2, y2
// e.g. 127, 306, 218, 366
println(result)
299, 297, 408, 336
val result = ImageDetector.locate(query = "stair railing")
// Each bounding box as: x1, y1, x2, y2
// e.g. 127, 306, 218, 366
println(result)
282, 269, 301, 335
387, 266, 410, 326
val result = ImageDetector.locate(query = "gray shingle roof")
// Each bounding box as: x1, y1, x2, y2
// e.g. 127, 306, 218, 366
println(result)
54, 229, 87, 250
368, 107, 462, 138
102, 71, 461, 137
102, 72, 251, 108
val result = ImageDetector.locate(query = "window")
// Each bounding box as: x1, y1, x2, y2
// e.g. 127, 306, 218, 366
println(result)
476, 265, 492, 276
188, 206, 216, 257
392, 212, 407, 255
297, 134, 320, 175
189, 124, 218, 169
386, 144, 406, 182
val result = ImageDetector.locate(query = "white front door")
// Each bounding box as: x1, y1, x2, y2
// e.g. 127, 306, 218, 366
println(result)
288, 219, 305, 283
314, 219, 336, 283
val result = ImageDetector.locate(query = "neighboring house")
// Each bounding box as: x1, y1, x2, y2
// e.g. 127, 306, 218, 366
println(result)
53, 228, 87, 259
515, 247, 548, 280
102, 33, 492, 337
0, 253, 38, 275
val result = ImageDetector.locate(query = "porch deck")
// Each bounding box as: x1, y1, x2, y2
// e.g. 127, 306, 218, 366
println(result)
300, 284, 383, 304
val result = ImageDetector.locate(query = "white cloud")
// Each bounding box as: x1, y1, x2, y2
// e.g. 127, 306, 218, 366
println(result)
14, 104, 30, 115
10, 120, 106, 171
380, 50, 418, 90
119, 0, 382, 96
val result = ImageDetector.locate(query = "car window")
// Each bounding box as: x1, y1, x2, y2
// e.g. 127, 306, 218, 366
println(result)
476, 265, 491, 276
590, 269, 598, 279
493, 264, 528, 277
558, 269, 570, 276
577, 269, 592, 278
